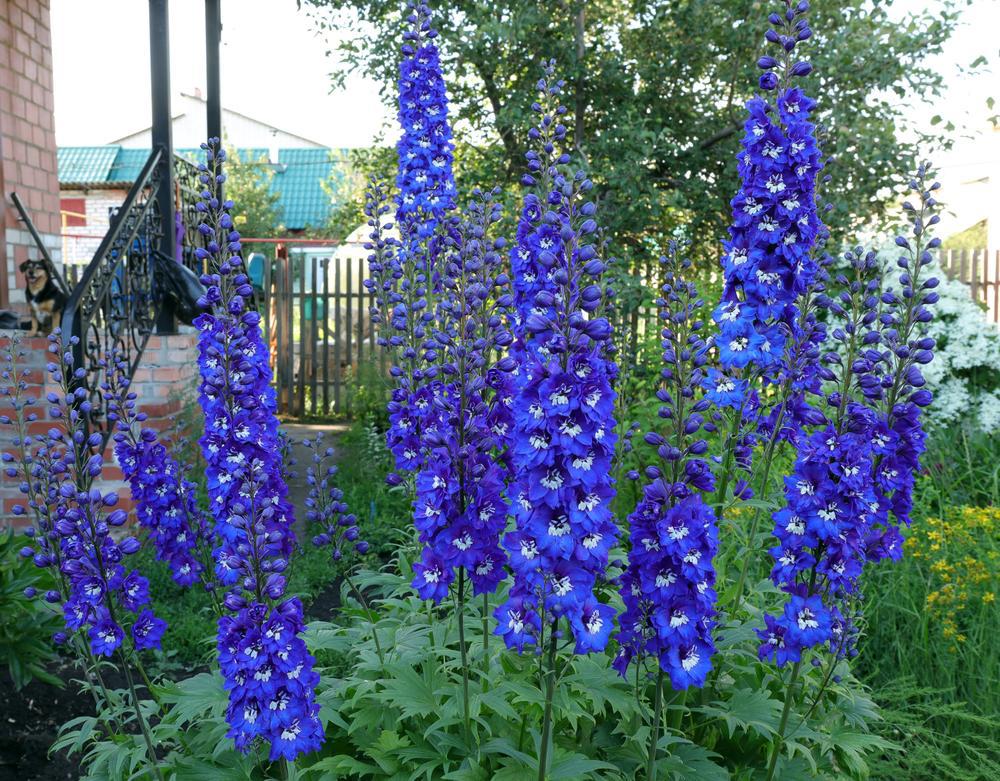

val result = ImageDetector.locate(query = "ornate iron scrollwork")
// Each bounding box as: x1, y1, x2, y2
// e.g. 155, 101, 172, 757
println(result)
60, 150, 164, 441
174, 154, 209, 278
60, 149, 212, 443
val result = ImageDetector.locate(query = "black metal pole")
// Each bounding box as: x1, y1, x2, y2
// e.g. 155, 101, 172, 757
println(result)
149, 0, 176, 333
206, 0, 222, 143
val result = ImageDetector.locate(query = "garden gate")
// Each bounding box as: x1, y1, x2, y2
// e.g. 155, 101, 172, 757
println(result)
258, 244, 385, 417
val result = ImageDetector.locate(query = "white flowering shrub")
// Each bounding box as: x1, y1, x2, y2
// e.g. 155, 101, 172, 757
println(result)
919, 261, 1000, 433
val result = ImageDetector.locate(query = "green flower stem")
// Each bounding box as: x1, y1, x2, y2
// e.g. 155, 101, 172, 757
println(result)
537, 619, 560, 781
765, 658, 803, 781
668, 688, 687, 732
482, 591, 490, 682
645, 668, 665, 780
117, 649, 165, 781
345, 572, 386, 669
456, 567, 472, 747
730, 396, 788, 614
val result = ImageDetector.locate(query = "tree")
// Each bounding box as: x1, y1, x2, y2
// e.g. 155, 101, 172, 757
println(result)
224, 148, 284, 241
299, 0, 973, 274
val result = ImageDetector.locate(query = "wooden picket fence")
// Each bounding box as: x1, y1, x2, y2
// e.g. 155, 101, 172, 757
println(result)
938, 248, 1000, 324
260, 245, 385, 417
248, 244, 999, 420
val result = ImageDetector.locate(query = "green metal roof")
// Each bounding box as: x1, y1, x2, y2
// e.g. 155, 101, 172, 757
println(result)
58, 146, 120, 184
57, 145, 350, 231
107, 148, 151, 182
271, 148, 347, 230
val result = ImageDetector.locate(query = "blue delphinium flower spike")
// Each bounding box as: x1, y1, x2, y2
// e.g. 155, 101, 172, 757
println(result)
194, 139, 323, 761
615, 243, 719, 689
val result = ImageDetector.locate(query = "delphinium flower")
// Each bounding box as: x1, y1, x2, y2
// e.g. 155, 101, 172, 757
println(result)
302, 433, 387, 667
509, 62, 571, 357
362, 179, 440, 478
7, 333, 169, 775
708, 0, 825, 517
31, 333, 168, 660
757, 178, 941, 678
410, 190, 514, 604
1, 337, 137, 746
717, 0, 822, 375
757, 246, 884, 669
304, 434, 368, 563
862, 167, 941, 562
2, 337, 71, 645
194, 139, 323, 762
496, 115, 619, 660
104, 356, 215, 592
395, 0, 456, 262
495, 75, 619, 776
615, 243, 719, 692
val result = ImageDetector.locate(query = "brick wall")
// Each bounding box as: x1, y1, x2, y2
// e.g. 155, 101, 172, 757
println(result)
0, 328, 202, 529
60, 188, 128, 267
0, 0, 60, 309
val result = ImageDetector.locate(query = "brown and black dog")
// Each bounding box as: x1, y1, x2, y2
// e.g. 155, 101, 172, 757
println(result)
20, 259, 67, 336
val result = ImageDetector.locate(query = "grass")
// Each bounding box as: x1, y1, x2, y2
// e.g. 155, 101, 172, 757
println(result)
856, 426, 1000, 781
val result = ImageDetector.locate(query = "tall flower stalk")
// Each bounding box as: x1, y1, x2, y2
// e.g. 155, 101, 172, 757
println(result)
11, 333, 167, 778
105, 356, 216, 601
497, 66, 618, 780
710, 0, 824, 541
193, 139, 323, 764
614, 244, 719, 779
303, 434, 384, 666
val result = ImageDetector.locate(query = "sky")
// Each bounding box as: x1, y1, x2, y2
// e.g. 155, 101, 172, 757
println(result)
51, 0, 998, 154
51, 0, 393, 148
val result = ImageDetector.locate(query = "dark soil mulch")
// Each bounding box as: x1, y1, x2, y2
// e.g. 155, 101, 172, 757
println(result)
0, 662, 95, 781
0, 577, 349, 781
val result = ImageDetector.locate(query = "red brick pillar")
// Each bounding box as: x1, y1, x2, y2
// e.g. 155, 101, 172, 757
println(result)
0, 0, 60, 310
0, 329, 203, 529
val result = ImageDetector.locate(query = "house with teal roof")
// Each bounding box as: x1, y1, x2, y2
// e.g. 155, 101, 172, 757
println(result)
58, 144, 351, 265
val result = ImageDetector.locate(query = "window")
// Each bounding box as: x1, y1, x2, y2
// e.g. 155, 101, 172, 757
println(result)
60, 197, 86, 228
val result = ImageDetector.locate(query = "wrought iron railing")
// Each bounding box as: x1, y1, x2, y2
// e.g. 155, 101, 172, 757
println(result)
60, 149, 167, 440
174, 153, 210, 278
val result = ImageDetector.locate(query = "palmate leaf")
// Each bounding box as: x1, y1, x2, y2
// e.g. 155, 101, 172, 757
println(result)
377, 663, 443, 718
657, 741, 729, 781
770, 754, 825, 781
548, 752, 621, 780
306, 754, 383, 778
164, 756, 254, 780
50, 715, 102, 756
698, 687, 783, 739
818, 725, 895, 777
563, 656, 637, 717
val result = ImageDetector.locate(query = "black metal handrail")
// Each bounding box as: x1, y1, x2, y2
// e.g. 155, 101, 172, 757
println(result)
60, 147, 165, 439
9, 191, 70, 297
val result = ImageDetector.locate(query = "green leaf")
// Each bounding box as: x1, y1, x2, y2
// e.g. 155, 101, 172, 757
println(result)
699, 688, 783, 739
659, 742, 728, 781
549, 753, 620, 779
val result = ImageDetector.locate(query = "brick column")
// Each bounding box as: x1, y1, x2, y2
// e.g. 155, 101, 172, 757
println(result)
0, 329, 203, 529
0, 0, 60, 310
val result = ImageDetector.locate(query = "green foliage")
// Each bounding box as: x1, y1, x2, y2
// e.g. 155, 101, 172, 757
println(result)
0, 529, 60, 690
301, 0, 969, 267
53, 669, 263, 780
225, 148, 284, 241
920, 427, 1000, 511
292, 552, 887, 779
856, 428, 1000, 781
